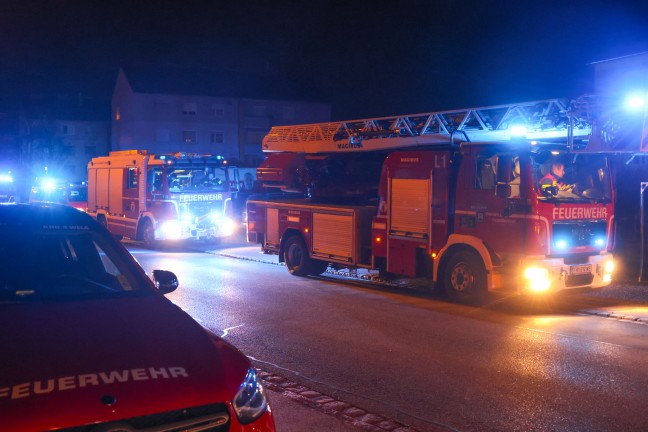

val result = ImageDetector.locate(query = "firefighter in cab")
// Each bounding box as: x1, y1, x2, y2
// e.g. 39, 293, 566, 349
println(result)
538, 160, 575, 197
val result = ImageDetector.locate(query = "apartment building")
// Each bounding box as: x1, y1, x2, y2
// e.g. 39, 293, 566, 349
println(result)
112, 67, 331, 167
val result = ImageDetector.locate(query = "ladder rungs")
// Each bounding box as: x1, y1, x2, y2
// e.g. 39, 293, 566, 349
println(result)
263, 98, 593, 153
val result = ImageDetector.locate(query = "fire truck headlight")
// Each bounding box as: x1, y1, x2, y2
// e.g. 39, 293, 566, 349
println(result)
209, 213, 235, 236
232, 367, 269, 424
160, 220, 182, 239
523, 267, 551, 293
221, 217, 236, 236
598, 259, 614, 283
605, 260, 614, 274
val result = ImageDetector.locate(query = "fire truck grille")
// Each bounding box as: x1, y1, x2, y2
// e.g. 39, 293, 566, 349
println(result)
565, 273, 595, 287
60, 403, 230, 431
186, 203, 220, 217
552, 221, 607, 248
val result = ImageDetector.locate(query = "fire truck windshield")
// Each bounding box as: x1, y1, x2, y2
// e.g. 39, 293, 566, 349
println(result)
532, 152, 611, 203
168, 167, 229, 192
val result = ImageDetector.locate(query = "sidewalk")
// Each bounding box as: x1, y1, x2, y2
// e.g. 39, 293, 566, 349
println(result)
263, 374, 418, 432
267, 388, 361, 432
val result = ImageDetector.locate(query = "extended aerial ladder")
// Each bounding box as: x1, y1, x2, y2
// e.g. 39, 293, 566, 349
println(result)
262, 98, 594, 154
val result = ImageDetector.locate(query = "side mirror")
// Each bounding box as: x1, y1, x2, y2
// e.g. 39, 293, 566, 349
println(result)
153, 270, 179, 294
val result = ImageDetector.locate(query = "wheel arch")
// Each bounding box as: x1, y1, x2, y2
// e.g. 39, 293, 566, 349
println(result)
279, 228, 305, 263
136, 213, 156, 241
434, 234, 496, 289
95, 211, 108, 225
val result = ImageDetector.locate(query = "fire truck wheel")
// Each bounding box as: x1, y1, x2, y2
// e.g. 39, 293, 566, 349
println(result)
140, 219, 157, 249
284, 235, 312, 276
443, 250, 487, 304
308, 259, 329, 276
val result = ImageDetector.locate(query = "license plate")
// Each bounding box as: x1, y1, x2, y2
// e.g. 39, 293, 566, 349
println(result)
570, 264, 592, 275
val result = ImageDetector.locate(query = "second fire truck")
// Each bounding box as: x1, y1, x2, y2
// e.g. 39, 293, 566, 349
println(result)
247, 99, 618, 303
87, 150, 239, 246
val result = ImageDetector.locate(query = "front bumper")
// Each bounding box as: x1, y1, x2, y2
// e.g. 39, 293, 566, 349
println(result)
514, 252, 614, 295
156, 218, 236, 241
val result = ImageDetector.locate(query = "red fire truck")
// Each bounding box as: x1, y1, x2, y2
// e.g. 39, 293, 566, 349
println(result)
87, 150, 239, 246
247, 99, 617, 303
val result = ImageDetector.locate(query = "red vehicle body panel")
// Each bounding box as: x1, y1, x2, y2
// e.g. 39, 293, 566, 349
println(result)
1, 288, 274, 431
248, 142, 614, 296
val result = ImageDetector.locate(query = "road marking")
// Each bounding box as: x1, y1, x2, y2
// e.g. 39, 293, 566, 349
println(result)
221, 324, 245, 338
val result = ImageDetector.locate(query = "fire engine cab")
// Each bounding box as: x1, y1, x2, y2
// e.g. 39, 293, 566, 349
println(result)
247, 98, 617, 303
87, 150, 239, 246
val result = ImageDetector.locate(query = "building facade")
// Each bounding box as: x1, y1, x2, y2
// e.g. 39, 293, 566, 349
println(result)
112, 69, 331, 167
0, 93, 111, 201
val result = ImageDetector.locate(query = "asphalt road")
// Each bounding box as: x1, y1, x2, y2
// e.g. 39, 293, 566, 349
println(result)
130, 241, 648, 432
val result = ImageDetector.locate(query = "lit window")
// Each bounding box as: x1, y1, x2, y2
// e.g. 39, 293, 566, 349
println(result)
127, 168, 138, 189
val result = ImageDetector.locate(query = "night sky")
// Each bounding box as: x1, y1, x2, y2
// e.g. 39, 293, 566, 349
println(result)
2, 0, 648, 120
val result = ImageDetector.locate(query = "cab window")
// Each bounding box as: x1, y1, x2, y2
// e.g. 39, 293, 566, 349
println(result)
475, 156, 496, 190
127, 168, 138, 189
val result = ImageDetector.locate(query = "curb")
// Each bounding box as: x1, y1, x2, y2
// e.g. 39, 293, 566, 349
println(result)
257, 368, 424, 432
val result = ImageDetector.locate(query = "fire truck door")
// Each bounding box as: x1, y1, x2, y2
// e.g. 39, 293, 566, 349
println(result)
123, 167, 140, 219
387, 178, 430, 276
109, 168, 124, 214
265, 208, 279, 247
462, 153, 526, 254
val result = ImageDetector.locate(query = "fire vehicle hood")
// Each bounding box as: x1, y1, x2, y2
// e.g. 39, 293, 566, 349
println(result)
0, 294, 250, 431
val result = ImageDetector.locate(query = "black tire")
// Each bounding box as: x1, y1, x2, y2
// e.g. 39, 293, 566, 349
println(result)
308, 259, 329, 276
443, 250, 488, 304
284, 235, 312, 276
140, 219, 157, 249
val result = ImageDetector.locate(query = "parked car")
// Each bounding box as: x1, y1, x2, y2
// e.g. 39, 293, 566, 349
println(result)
0, 203, 275, 431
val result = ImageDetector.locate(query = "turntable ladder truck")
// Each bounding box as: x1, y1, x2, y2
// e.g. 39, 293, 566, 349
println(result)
247, 99, 615, 303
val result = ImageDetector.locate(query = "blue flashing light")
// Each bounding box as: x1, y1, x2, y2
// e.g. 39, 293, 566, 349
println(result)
625, 93, 646, 112
594, 237, 606, 247
42, 179, 58, 192
555, 239, 569, 250
510, 125, 527, 138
